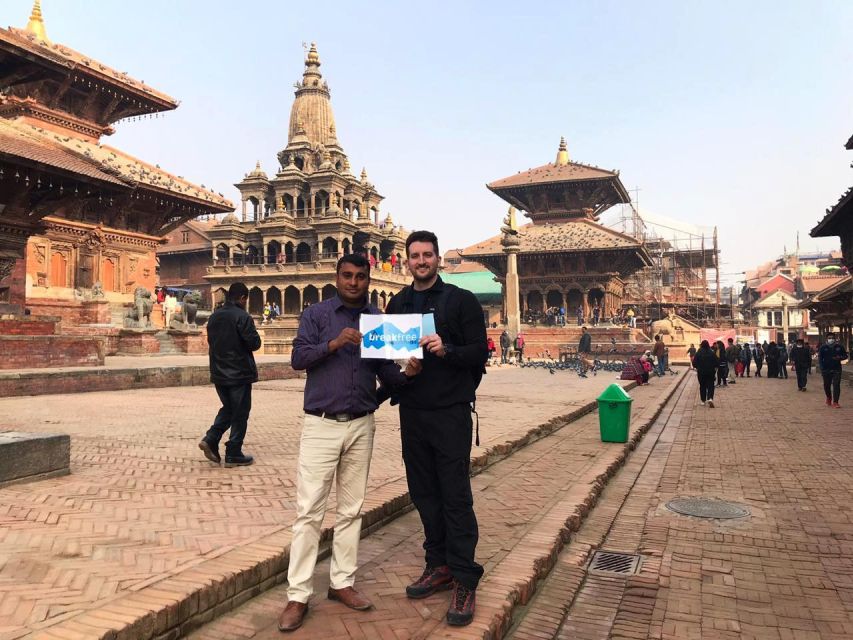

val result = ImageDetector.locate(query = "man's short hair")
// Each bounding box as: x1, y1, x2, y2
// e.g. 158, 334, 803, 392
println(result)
227, 282, 249, 300
405, 230, 439, 256
336, 253, 370, 274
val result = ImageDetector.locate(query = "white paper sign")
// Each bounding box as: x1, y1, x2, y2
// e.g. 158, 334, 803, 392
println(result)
360, 314, 423, 359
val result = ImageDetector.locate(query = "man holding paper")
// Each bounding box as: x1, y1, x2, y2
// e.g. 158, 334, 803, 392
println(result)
385, 230, 488, 627
278, 253, 421, 632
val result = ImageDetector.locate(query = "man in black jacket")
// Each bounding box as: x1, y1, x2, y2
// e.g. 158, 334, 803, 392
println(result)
385, 230, 487, 627
790, 338, 812, 391
199, 282, 262, 467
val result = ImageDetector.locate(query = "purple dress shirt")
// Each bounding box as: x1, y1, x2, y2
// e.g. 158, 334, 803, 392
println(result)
291, 296, 407, 414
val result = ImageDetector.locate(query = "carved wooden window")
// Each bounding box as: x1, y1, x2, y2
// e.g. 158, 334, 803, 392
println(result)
181, 231, 190, 244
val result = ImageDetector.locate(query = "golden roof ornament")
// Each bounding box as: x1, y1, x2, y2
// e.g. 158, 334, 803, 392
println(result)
306, 42, 320, 65
555, 136, 569, 166
25, 0, 50, 43
360, 167, 368, 183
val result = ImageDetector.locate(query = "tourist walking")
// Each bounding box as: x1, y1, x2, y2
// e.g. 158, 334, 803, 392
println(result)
778, 342, 789, 379
741, 343, 753, 377
693, 340, 719, 408
199, 282, 261, 468
753, 343, 765, 377
818, 333, 848, 408
652, 335, 666, 377
576, 304, 584, 326
790, 338, 811, 391
766, 341, 780, 378
383, 230, 488, 627
687, 343, 696, 368
499, 330, 510, 364
278, 254, 421, 632
578, 326, 592, 371
713, 340, 728, 387
725, 338, 739, 384
592, 302, 601, 326
514, 332, 525, 364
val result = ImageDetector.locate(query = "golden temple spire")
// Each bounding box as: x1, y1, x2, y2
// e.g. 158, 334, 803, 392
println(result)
555, 136, 569, 166
25, 0, 50, 43
306, 42, 320, 65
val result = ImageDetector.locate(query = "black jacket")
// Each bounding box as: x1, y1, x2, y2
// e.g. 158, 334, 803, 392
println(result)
207, 302, 262, 386
790, 345, 811, 368
693, 348, 719, 376
385, 277, 488, 409
499, 332, 511, 349
579, 333, 592, 353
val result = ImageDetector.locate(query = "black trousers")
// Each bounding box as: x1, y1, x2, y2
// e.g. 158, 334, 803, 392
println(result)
501, 347, 509, 363
823, 370, 842, 403
205, 383, 252, 455
744, 359, 752, 376
716, 365, 727, 386
399, 403, 484, 590
755, 361, 763, 376
779, 362, 788, 379
698, 372, 715, 401
795, 365, 808, 390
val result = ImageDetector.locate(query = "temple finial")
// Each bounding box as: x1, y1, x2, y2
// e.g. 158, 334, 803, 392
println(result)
306, 42, 320, 65
25, 0, 49, 43
555, 136, 569, 166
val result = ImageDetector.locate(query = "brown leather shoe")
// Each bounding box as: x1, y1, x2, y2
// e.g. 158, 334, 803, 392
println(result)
278, 601, 308, 632
328, 586, 373, 611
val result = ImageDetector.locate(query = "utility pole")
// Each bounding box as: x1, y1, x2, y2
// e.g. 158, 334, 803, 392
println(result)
713, 226, 720, 322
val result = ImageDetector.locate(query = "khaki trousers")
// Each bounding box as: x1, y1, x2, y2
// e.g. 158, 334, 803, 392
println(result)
286, 413, 375, 603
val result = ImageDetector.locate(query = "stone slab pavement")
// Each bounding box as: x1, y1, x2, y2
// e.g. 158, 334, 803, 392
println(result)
0, 365, 653, 639
512, 369, 853, 640
184, 374, 684, 639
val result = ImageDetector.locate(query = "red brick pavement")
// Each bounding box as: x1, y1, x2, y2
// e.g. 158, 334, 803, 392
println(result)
0, 367, 647, 639
513, 371, 853, 640
186, 374, 683, 639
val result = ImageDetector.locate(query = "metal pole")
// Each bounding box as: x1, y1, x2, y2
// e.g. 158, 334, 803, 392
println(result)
713, 227, 720, 322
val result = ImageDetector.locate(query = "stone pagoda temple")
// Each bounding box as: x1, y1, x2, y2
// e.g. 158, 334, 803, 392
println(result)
201, 43, 409, 316
0, 2, 232, 368
463, 138, 651, 325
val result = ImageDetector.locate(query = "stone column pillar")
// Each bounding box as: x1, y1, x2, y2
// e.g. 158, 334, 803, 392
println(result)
298, 287, 304, 311
504, 250, 520, 337
241, 199, 247, 221
261, 243, 267, 264
582, 288, 590, 324
228, 245, 234, 265
310, 192, 316, 218
782, 298, 789, 344
211, 245, 217, 265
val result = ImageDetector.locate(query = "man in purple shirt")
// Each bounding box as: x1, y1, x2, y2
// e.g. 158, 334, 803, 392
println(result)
278, 253, 421, 632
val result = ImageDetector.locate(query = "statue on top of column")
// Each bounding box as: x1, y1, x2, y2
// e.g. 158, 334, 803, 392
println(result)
501, 206, 520, 249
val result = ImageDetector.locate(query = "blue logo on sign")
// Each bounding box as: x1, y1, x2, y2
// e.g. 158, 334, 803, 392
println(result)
362, 323, 421, 351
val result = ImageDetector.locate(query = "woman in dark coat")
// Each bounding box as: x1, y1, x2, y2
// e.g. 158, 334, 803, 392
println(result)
693, 340, 719, 407
714, 340, 728, 387
766, 341, 780, 378
753, 343, 765, 377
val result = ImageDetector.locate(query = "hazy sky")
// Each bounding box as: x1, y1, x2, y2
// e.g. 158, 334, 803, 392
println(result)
9, 1, 852, 284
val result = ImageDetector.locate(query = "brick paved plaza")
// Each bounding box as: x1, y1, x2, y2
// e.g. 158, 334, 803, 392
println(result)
3, 367, 852, 639
0, 365, 647, 639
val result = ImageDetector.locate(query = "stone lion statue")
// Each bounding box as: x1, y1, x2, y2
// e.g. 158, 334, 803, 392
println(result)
124, 286, 153, 328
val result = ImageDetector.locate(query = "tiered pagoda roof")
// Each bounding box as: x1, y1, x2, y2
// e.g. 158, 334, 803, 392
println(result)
0, 2, 232, 231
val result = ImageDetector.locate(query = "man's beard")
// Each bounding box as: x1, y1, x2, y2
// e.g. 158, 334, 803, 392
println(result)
412, 265, 437, 282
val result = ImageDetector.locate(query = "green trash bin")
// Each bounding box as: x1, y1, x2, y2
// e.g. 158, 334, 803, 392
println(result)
596, 383, 633, 443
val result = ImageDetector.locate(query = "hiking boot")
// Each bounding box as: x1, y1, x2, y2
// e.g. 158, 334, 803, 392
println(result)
224, 453, 254, 467
446, 581, 476, 626
406, 565, 453, 599
198, 439, 221, 464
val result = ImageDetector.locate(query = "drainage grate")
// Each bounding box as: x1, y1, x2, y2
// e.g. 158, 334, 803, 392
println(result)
666, 497, 750, 520
588, 551, 642, 575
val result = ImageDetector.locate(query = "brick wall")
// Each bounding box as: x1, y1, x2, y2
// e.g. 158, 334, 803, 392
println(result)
0, 317, 59, 336
26, 299, 111, 326
170, 331, 208, 354
0, 336, 104, 369
0, 361, 302, 397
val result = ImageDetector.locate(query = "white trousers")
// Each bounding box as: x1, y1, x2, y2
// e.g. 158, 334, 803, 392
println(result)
286, 413, 375, 603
